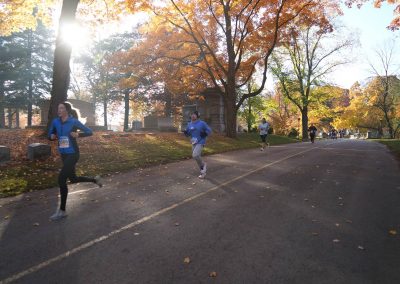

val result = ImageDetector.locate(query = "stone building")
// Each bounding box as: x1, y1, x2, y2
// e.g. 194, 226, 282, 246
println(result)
39, 99, 96, 126
181, 88, 225, 133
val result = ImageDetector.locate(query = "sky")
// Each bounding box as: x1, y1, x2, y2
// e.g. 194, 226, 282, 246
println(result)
331, 3, 399, 89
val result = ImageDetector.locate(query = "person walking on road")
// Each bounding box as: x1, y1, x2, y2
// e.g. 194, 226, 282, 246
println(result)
183, 111, 212, 179
308, 124, 317, 143
259, 118, 270, 151
48, 102, 102, 221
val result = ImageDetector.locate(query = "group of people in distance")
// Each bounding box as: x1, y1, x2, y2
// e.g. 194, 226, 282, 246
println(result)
47, 101, 328, 222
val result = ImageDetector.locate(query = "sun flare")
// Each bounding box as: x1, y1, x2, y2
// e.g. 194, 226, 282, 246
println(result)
60, 22, 91, 51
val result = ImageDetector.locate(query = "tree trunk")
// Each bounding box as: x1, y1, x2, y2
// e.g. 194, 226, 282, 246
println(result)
301, 107, 309, 141
7, 108, 12, 128
247, 98, 252, 132
225, 91, 237, 138
384, 112, 394, 139
103, 98, 108, 128
16, 108, 20, 128
0, 81, 5, 128
164, 89, 172, 117
47, 0, 80, 130
123, 89, 130, 132
27, 29, 33, 127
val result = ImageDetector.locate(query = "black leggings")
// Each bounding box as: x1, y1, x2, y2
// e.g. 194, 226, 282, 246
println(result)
59, 153, 95, 210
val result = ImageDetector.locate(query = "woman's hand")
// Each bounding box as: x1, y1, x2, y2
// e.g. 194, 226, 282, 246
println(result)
70, 132, 79, 138
50, 134, 57, 140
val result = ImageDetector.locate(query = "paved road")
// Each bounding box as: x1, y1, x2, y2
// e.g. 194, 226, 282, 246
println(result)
0, 139, 399, 284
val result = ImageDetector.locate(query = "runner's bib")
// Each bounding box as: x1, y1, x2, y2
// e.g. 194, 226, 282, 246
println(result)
59, 136, 70, 149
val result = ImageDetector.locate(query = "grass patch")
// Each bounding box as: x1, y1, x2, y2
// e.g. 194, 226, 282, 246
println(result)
0, 131, 297, 198
376, 139, 400, 158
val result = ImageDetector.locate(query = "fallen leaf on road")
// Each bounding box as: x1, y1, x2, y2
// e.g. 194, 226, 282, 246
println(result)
312, 232, 319, 236
338, 197, 343, 200
338, 203, 344, 206
304, 198, 309, 201
311, 205, 316, 208
4, 216, 9, 220
358, 246, 365, 250
335, 223, 340, 227
212, 199, 217, 202
333, 239, 340, 243
345, 219, 353, 224
209, 272, 217, 277
312, 219, 318, 222
134, 233, 140, 236
33, 223, 39, 226
175, 223, 180, 226
389, 230, 397, 236
183, 257, 191, 264
260, 195, 265, 198
192, 183, 196, 185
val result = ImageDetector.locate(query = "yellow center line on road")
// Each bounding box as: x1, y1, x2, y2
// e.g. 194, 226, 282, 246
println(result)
0, 145, 324, 284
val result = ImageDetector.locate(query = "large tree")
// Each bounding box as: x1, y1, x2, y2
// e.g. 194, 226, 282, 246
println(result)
270, 23, 353, 140
124, 0, 340, 137
1, 0, 131, 128
367, 41, 400, 138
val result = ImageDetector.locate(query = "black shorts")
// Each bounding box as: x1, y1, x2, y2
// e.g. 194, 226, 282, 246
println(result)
260, 134, 267, 143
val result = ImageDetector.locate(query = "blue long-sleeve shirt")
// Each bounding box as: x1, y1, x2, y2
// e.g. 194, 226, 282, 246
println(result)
185, 120, 212, 145
48, 116, 93, 154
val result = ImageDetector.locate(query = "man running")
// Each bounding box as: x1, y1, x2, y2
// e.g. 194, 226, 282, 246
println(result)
183, 111, 212, 179
259, 118, 270, 151
48, 102, 102, 221
308, 123, 317, 143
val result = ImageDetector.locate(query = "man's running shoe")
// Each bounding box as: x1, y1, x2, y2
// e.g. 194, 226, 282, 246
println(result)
94, 175, 103, 188
50, 209, 67, 221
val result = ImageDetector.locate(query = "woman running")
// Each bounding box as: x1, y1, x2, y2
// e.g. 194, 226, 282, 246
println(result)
183, 111, 212, 179
48, 102, 102, 221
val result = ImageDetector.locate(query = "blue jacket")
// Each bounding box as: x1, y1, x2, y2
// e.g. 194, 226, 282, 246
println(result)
48, 116, 93, 154
185, 120, 212, 145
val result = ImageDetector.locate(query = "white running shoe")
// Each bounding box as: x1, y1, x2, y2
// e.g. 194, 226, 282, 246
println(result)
50, 209, 67, 221
198, 172, 206, 179
201, 163, 207, 174
260, 147, 264, 151
94, 175, 103, 188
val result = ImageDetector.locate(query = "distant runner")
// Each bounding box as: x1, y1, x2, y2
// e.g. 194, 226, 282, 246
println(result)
259, 118, 270, 151
48, 102, 102, 221
183, 111, 212, 179
308, 124, 317, 143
